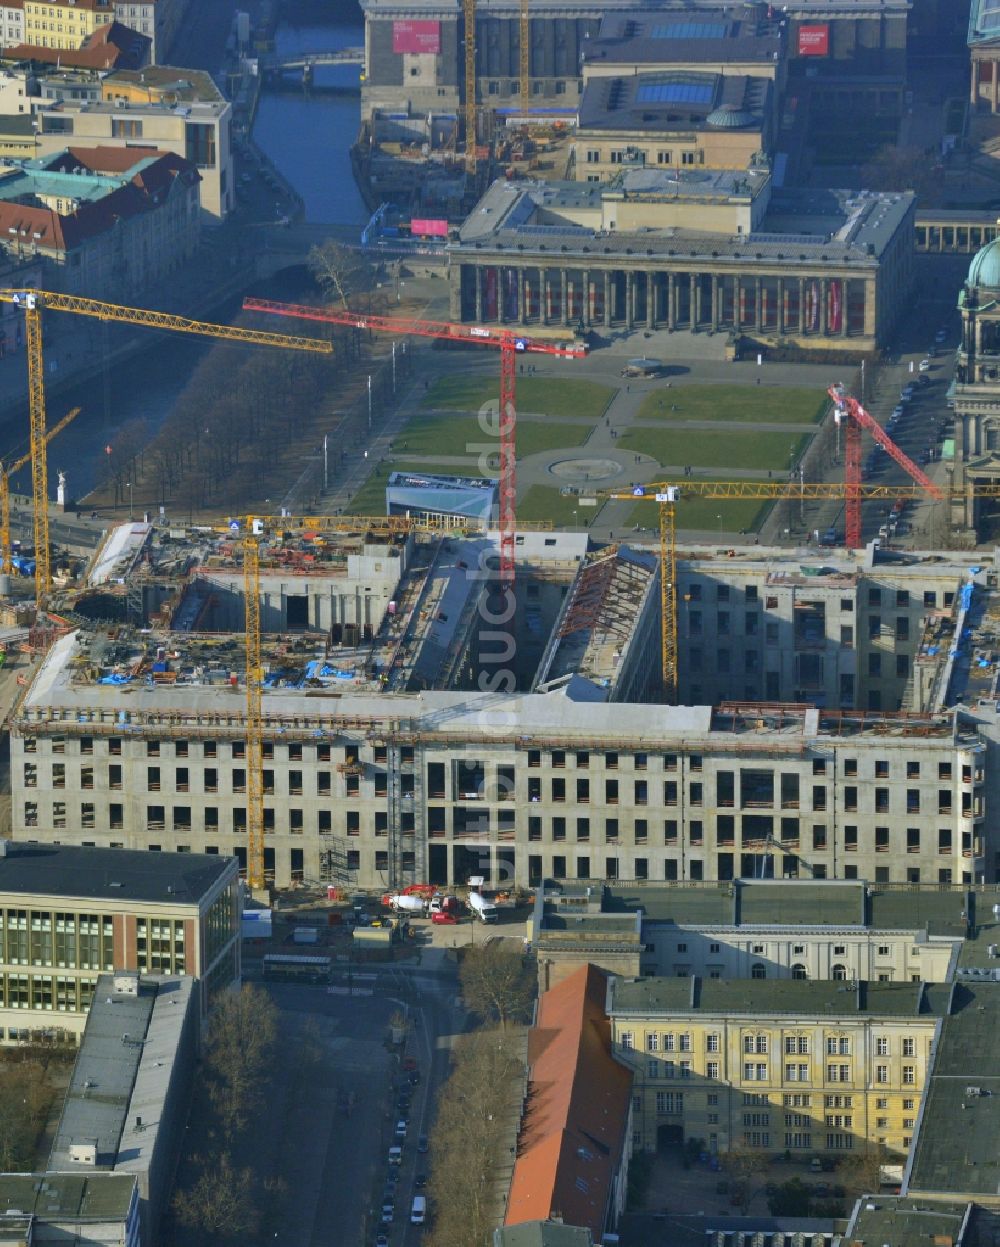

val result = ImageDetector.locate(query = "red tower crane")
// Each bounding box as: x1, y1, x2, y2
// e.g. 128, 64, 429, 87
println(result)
827, 382, 945, 549
243, 296, 586, 587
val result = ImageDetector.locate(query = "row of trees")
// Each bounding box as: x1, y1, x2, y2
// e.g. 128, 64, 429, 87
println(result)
171, 984, 279, 1239
422, 944, 536, 1246
0, 1054, 63, 1171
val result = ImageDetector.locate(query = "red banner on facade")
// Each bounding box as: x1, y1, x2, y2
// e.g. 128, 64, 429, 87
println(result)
393, 20, 440, 54
798, 23, 829, 56
411, 218, 449, 237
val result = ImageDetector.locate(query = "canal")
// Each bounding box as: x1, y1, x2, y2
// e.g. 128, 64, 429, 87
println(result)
2, 0, 366, 503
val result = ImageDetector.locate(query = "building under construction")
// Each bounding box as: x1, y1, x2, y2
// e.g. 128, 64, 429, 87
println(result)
9, 521, 1000, 890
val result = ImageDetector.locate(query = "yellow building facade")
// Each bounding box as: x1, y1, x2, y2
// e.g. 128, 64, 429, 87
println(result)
608, 978, 945, 1163
23, 0, 113, 49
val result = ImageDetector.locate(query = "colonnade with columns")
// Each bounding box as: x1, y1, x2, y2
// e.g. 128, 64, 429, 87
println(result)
452, 262, 874, 340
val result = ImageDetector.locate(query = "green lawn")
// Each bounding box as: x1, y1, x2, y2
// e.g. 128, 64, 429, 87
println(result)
518, 485, 591, 527
392, 412, 592, 459
620, 427, 809, 472
422, 375, 614, 420
627, 496, 767, 534
635, 384, 826, 425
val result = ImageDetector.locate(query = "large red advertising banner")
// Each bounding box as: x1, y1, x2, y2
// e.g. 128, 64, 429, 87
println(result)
798, 23, 829, 55
393, 19, 441, 53
411, 218, 449, 237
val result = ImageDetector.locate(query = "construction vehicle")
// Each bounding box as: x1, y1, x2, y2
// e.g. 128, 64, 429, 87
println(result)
386, 894, 429, 915
1, 405, 80, 575
243, 296, 585, 589
0, 289, 332, 613
468, 891, 499, 923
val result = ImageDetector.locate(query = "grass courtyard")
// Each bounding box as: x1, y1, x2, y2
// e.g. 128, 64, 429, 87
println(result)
422, 375, 615, 420
392, 411, 592, 460
620, 427, 809, 473
626, 495, 768, 535
636, 383, 826, 425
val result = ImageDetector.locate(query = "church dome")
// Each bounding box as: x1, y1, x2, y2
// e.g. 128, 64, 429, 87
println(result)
968, 236, 1000, 289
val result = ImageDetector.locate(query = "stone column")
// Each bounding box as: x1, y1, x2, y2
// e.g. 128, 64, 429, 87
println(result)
450, 267, 462, 321
755, 278, 763, 331
841, 281, 849, 337
474, 266, 483, 321
711, 276, 719, 330
644, 273, 654, 328
625, 272, 635, 329
777, 278, 786, 334
604, 271, 612, 327
517, 269, 526, 323
734, 276, 742, 329
689, 272, 697, 330
581, 268, 590, 327
819, 278, 829, 336
863, 277, 876, 341
544, 271, 553, 324
971, 59, 978, 107
561, 269, 568, 326
798, 277, 806, 333
667, 273, 676, 329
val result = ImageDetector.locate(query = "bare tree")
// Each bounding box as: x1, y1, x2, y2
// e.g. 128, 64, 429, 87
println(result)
459, 942, 534, 1029
172, 1152, 258, 1237
204, 984, 278, 1141
720, 1145, 769, 1214
839, 1143, 888, 1197
308, 240, 373, 310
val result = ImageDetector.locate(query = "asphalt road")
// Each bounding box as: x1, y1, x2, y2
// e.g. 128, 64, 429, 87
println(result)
246, 950, 465, 1247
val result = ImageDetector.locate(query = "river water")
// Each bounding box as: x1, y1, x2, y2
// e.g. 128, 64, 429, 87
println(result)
3, 0, 365, 503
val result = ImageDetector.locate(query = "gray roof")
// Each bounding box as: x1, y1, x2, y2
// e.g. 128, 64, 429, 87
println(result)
453, 178, 914, 268
577, 71, 769, 135
907, 982, 1000, 1197
602, 881, 972, 937
0, 842, 234, 906
846, 1199, 972, 1247
49, 974, 194, 1174
609, 976, 951, 1019
0, 1173, 136, 1221
494, 1223, 594, 1247
583, 11, 783, 69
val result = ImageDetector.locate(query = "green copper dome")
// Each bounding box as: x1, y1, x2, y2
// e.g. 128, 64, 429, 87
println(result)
968, 236, 1000, 288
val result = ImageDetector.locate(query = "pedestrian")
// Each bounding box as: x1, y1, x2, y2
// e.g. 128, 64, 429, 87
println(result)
626, 384, 630, 393
757, 377, 761, 385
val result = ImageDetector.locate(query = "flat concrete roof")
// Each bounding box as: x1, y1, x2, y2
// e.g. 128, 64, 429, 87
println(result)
0, 1172, 136, 1220
577, 71, 769, 134
49, 975, 193, 1175
0, 842, 233, 906
908, 983, 1000, 1198
847, 1199, 971, 1247
610, 976, 950, 1018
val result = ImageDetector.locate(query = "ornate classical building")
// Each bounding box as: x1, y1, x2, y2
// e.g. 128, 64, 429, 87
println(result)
951, 238, 1000, 530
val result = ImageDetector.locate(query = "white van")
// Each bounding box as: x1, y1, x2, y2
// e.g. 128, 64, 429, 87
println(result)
411, 1195, 426, 1225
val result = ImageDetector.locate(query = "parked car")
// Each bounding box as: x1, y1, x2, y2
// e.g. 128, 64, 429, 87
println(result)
418, 1134, 429, 1154
395, 1119, 408, 1139
382, 1199, 395, 1224
432, 911, 458, 925
414, 1173, 427, 1190
919, 358, 932, 371
408, 1068, 421, 1085
388, 1146, 402, 1165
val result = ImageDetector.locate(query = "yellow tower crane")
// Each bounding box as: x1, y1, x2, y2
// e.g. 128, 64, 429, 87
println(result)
464, 0, 478, 172
596, 479, 1000, 703
0, 289, 333, 613
1, 405, 80, 574
234, 513, 511, 893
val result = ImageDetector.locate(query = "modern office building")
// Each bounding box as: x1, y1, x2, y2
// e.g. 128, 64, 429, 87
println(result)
32, 67, 233, 217
0, 841, 240, 1044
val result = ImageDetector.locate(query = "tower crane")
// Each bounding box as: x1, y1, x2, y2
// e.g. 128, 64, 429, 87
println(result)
231, 510, 503, 893
597, 479, 981, 703
0, 289, 333, 613
464, 0, 478, 172
242, 295, 586, 589
827, 382, 945, 548
1, 405, 81, 574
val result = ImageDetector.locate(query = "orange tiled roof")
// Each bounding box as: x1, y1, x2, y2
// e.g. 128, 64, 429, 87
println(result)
4, 20, 149, 70
505, 965, 632, 1238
